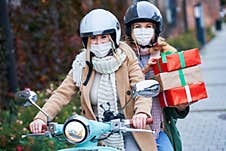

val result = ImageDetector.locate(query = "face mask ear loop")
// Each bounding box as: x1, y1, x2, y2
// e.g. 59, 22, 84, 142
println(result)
131, 27, 142, 60
150, 27, 158, 47
109, 36, 120, 62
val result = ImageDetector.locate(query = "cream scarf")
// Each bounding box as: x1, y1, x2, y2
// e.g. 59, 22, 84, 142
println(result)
92, 48, 126, 151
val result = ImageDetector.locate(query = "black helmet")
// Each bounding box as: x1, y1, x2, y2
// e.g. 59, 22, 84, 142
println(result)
124, 1, 162, 41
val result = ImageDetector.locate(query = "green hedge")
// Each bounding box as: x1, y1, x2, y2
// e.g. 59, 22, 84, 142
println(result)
167, 30, 201, 51
167, 28, 215, 51
0, 84, 80, 150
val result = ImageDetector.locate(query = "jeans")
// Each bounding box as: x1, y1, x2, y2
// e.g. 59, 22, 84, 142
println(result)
124, 131, 174, 151
156, 131, 174, 151
124, 132, 140, 151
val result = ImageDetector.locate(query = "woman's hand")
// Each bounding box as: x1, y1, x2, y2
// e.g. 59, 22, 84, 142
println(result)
132, 113, 148, 129
142, 56, 161, 74
29, 119, 47, 133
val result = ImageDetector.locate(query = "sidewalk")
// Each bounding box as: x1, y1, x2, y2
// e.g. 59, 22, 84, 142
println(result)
177, 24, 226, 151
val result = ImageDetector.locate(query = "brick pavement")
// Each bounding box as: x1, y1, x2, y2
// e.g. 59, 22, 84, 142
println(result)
177, 24, 226, 151
178, 111, 226, 151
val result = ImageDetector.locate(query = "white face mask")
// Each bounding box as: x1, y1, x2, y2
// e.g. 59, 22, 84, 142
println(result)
133, 28, 155, 46
90, 42, 112, 58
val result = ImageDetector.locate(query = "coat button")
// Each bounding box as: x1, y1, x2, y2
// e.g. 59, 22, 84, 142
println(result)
82, 110, 86, 114
126, 90, 131, 95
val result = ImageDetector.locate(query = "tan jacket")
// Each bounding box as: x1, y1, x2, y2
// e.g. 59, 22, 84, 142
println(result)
35, 42, 157, 151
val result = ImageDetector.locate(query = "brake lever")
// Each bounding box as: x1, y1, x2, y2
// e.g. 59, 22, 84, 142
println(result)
119, 127, 155, 134
110, 118, 155, 134
21, 131, 52, 139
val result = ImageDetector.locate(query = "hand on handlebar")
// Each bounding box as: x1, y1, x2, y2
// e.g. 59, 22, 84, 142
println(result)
132, 113, 152, 129
29, 119, 47, 134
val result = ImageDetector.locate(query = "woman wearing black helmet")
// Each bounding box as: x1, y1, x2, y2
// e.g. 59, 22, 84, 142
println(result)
124, 1, 189, 151
29, 9, 157, 151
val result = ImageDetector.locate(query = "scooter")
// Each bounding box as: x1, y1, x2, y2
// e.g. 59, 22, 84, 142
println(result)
15, 80, 160, 151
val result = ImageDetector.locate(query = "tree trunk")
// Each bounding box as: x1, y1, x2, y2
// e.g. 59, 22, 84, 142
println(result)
0, 0, 18, 108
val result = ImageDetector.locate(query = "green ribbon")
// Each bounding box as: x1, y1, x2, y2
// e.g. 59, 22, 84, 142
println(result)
157, 51, 172, 73
158, 51, 186, 72
157, 60, 162, 73
159, 51, 187, 86
150, 76, 155, 80
178, 69, 186, 86
178, 51, 186, 68
161, 51, 172, 63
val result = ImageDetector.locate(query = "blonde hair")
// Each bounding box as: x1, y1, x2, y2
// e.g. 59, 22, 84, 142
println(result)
109, 35, 120, 62
154, 37, 177, 53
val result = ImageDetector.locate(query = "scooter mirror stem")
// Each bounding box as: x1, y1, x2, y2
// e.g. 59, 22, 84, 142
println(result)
120, 80, 160, 112
29, 98, 51, 125
120, 96, 135, 111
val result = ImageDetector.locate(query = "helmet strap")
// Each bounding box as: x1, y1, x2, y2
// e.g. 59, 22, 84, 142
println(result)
83, 56, 93, 86
83, 38, 93, 86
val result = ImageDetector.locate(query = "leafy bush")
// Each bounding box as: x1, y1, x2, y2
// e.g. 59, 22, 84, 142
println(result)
167, 28, 216, 51
206, 27, 215, 42
8, 0, 131, 93
167, 30, 201, 51
0, 83, 81, 150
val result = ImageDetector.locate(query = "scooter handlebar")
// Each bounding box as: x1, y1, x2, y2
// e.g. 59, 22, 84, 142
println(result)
126, 117, 153, 128
146, 118, 153, 124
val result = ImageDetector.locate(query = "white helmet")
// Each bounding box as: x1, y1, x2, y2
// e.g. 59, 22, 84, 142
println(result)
80, 9, 121, 48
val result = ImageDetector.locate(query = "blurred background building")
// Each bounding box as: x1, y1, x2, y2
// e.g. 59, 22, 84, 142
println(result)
155, 0, 221, 37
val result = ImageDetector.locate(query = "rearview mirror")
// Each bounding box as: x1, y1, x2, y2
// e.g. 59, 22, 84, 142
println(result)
15, 89, 37, 107
15, 89, 51, 124
121, 80, 160, 111
132, 80, 160, 98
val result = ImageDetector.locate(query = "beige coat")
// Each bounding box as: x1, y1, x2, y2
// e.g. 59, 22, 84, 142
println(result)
35, 42, 157, 151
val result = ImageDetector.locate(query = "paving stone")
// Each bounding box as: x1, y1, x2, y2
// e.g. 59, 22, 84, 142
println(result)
176, 25, 226, 151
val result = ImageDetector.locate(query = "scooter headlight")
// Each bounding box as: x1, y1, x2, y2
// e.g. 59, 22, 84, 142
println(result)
63, 115, 89, 144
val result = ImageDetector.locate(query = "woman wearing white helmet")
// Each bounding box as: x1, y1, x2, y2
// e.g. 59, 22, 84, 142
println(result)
29, 9, 157, 151
124, 1, 189, 151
